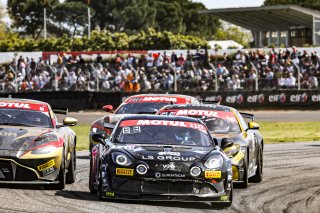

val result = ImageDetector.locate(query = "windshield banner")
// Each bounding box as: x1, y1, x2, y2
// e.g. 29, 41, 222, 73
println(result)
0, 102, 48, 112
120, 120, 207, 132
125, 96, 191, 104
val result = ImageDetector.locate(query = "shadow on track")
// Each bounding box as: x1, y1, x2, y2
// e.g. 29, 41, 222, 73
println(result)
55, 190, 225, 210
76, 155, 90, 160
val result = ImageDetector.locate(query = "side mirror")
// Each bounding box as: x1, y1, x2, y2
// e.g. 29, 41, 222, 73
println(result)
63, 117, 78, 126
102, 105, 113, 112
248, 122, 260, 130
91, 133, 106, 146
221, 138, 234, 149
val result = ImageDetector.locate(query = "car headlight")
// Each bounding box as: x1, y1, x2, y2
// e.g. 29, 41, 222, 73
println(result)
31, 146, 58, 154
111, 152, 132, 166
28, 133, 59, 150
224, 144, 240, 157
204, 155, 223, 169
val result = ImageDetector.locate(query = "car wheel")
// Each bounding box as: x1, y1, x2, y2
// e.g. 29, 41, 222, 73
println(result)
97, 168, 104, 200
237, 152, 248, 188
50, 148, 66, 190
211, 181, 233, 208
249, 148, 263, 183
89, 155, 97, 194
66, 147, 76, 184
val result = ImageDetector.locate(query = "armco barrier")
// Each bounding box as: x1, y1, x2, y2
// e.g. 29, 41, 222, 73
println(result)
1, 90, 320, 111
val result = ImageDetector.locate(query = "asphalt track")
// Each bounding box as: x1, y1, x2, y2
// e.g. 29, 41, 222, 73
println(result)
0, 111, 319, 213
0, 141, 319, 213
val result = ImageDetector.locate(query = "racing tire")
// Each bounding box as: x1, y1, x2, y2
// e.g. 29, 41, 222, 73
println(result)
211, 182, 233, 208
66, 147, 76, 184
249, 148, 263, 183
97, 168, 104, 200
50, 149, 66, 190
237, 152, 248, 188
89, 155, 97, 194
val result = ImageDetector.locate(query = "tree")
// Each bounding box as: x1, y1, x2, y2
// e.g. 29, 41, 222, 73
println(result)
52, 1, 89, 37
213, 26, 251, 47
8, 0, 59, 39
0, 5, 9, 39
264, 0, 320, 10
70, 0, 156, 33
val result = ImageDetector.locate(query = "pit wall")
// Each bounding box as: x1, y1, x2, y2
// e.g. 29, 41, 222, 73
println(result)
1, 90, 319, 111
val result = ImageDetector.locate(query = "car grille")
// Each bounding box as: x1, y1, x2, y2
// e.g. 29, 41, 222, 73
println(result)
115, 179, 218, 195
0, 160, 38, 181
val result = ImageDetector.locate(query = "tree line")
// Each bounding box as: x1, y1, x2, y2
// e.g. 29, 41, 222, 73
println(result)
7, 0, 218, 40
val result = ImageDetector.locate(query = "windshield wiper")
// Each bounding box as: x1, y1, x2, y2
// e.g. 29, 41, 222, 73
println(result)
0, 123, 35, 127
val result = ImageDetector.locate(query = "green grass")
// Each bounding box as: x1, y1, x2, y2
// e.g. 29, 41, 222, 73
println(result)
71, 122, 320, 150
71, 124, 90, 151
259, 122, 320, 144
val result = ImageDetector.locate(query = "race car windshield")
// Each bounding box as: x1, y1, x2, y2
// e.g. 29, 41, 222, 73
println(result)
205, 116, 241, 134
116, 103, 169, 114
0, 108, 52, 128
161, 110, 241, 134
115, 120, 213, 147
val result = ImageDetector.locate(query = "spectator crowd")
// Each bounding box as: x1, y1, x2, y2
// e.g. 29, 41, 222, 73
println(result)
0, 47, 319, 93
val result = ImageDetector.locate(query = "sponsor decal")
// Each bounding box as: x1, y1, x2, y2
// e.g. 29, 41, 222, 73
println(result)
205, 171, 221, 179
116, 168, 134, 176
220, 196, 229, 201
232, 152, 244, 164
247, 94, 265, 103
226, 94, 243, 104
126, 96, 190, 104
106, 192, 115, 197
160, 110, 237, 122
204, 95, 222, 102
268, 93, 286, 103
161, 162, 176, 171
120, 120, 207, 132
0, 131, 18, 137
142, 155, 196, 162
0, 102, 48, 112
42, 167, 54, 176
290, 93, 308, 103
38, 159, 55, 171
158, 152, 180, 156
312, 95, 320, 102
155, 172, 185, 178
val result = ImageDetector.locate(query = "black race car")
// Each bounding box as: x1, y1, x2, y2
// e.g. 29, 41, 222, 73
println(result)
158, 104, 263, 188
89, 115, 233, 208
89, 94, 199, 150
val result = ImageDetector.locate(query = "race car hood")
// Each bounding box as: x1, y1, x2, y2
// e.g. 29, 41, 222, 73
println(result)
0, 126, 51, 151
119, 144, 215, 162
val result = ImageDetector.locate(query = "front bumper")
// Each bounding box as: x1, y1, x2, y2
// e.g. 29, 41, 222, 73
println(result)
0, 148, 63, 183
100, 176, 232, 202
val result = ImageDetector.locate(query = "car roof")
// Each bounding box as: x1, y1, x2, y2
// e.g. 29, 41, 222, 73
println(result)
121, 115, 202, 123
125, 94, 197, 99
0, 98, 48, 105
160, 103, 235, 112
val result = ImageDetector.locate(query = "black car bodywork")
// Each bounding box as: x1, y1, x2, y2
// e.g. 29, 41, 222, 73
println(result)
89, 94, 199, 150
89, 115, 233, 207
158, 104, 264, 188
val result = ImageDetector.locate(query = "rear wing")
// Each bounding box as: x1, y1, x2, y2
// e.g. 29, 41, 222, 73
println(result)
53, 109, 69, 116
240, 112, 255, 121
199, 98, 221, 105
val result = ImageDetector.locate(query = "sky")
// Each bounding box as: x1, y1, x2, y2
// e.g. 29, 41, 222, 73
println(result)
193, 0, 265, 9
0, 0, 265, 8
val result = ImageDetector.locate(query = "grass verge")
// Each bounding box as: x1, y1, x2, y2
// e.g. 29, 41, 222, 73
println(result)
72, 122, 320, 150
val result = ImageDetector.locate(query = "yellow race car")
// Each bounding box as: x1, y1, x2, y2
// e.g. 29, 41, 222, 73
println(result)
158, 103, 263, 188
0, 98, 77, 189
